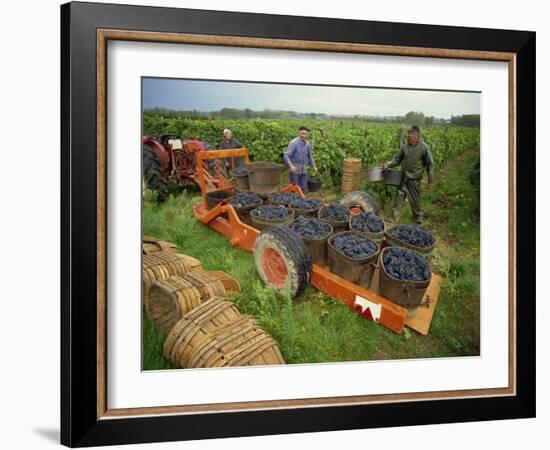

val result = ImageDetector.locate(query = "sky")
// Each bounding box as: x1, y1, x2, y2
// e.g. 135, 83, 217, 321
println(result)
142, 78, 480, 119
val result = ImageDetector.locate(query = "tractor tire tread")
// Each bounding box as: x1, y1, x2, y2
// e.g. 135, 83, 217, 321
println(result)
253, 227, 312, 298
340, 191, 379, 215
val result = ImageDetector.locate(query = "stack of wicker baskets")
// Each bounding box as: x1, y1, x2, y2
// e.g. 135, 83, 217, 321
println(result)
164, 298, 285, 368
145, 272, 227, 333
142, 250, 203, 300
341, 158, 362, 193
142, 236, 285, 368
143, 235, 179, 254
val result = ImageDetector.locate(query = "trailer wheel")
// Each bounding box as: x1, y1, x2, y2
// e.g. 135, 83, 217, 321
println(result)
340, 191, 379, 215
253, 227, 312, 298
143, 144, 169, 202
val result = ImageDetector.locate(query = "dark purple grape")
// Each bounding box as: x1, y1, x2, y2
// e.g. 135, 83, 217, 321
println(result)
251, 205, 292, 220
229, 192, 262, 208
319, 203, 349, 222
289, 216, 332, 239
330, 232, 378, 260
290, 197, 322, 211
387, 224, 435, 248
269, 192, 301, 206
382, 247, 431, 281
350, 211, 384, 233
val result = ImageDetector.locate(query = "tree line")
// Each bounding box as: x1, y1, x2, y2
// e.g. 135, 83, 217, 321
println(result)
143, 107, 479, 127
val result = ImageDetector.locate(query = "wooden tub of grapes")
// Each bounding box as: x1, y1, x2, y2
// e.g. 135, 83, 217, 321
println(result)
385, 224, 437, 257
288, 217, 333, 267
192, 148, 443, 335
327, 231, 380, 289
379, 247, 432, 318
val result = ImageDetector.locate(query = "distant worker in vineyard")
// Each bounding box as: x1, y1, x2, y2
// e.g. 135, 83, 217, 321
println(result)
219, 128, 244, 172
382, 125, 434, 224
283, 126, 318, 192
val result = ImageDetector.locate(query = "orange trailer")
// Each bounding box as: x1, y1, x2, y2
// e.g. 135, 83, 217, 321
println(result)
192, 149, 442, 335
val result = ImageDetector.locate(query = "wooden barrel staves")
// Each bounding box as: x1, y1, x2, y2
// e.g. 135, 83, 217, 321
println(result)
179, 271, 227, 301
341, 158, 362, 193
207, 271, 242, 294
163, 298, 243, 367
142, 251, 203, 302
145, 271, 228, 333
164, 302, 285, 368
186, 317, 284, 368
143, 236, 179, 254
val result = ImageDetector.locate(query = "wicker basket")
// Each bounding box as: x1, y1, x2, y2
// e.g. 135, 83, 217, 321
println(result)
207, 271, 242, 294
142, 236, 179, 254
145, 273, 228, 333
142, 251, 203, 302
341, 158, 362, 193
164, 302, 285, 368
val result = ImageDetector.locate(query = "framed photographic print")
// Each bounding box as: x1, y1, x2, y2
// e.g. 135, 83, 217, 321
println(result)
60, 1, 536, 447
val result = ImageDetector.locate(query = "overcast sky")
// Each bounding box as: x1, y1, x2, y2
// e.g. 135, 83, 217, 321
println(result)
143, 78, 480, 119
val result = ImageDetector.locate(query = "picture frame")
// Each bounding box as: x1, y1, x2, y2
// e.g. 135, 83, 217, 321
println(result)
60, 1, 536, 447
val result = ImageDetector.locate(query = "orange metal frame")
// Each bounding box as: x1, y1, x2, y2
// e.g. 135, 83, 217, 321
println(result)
192, 148, 407, 333
194, 148, 250, 196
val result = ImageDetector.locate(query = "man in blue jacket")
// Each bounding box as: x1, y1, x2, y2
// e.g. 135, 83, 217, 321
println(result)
283, 126, 318, 192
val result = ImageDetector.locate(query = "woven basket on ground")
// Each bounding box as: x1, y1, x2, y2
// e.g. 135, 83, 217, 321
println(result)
163, 298, 242, 366
164, 302, 285, 368
143, 236, 179, 254
142, 251, 203, 301
179, 271, 226, 301
145, 275, 220, 333
207, 271, 241, 294
145, 271, 227, 331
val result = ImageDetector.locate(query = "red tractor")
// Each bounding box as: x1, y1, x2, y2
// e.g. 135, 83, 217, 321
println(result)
142, 134, 243, 201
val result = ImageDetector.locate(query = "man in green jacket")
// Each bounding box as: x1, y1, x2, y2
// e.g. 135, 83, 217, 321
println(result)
382, 125, 434, 224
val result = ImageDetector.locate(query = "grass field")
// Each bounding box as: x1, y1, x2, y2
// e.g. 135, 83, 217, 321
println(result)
142, 149, 480, 370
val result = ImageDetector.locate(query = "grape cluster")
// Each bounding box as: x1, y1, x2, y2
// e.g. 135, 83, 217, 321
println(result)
251, 205, 292, 220
382, 247, 431, 282
232, 165, 249, 176
350, 211, 385, 233
290, 197, 322, 211
229, 192, 262, 208
331, 233, 378, 260
387, 224, 435, 248
319, 203, 350, 222
289, 216, 332, 240
269, 192, 301, 206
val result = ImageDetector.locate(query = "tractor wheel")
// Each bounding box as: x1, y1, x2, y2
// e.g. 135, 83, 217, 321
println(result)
143, 144, 169, 202
340, 191, 379, 215
253, 227, 312, 298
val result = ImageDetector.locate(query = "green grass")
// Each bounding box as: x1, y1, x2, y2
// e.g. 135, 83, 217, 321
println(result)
142, 150, 480, 369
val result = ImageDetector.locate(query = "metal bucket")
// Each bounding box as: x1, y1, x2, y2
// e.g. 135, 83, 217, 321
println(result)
232, 173, 250, 191
229, 193, 263, 226
248, 162, 282, 194
289, 219, 333, 267
383, 169, 403, 186
327, 231, 380, 289
385, 227, 436, 258
289, 199, 323, 218
250, 206, 295, 231
318, 205, 350, 233
366, 167, 384, 182
307, 178, 323, 192
349, 215, 386, 243
205, 189, 233, 210
268, 192, 301, 207
379, 247, 432, 318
